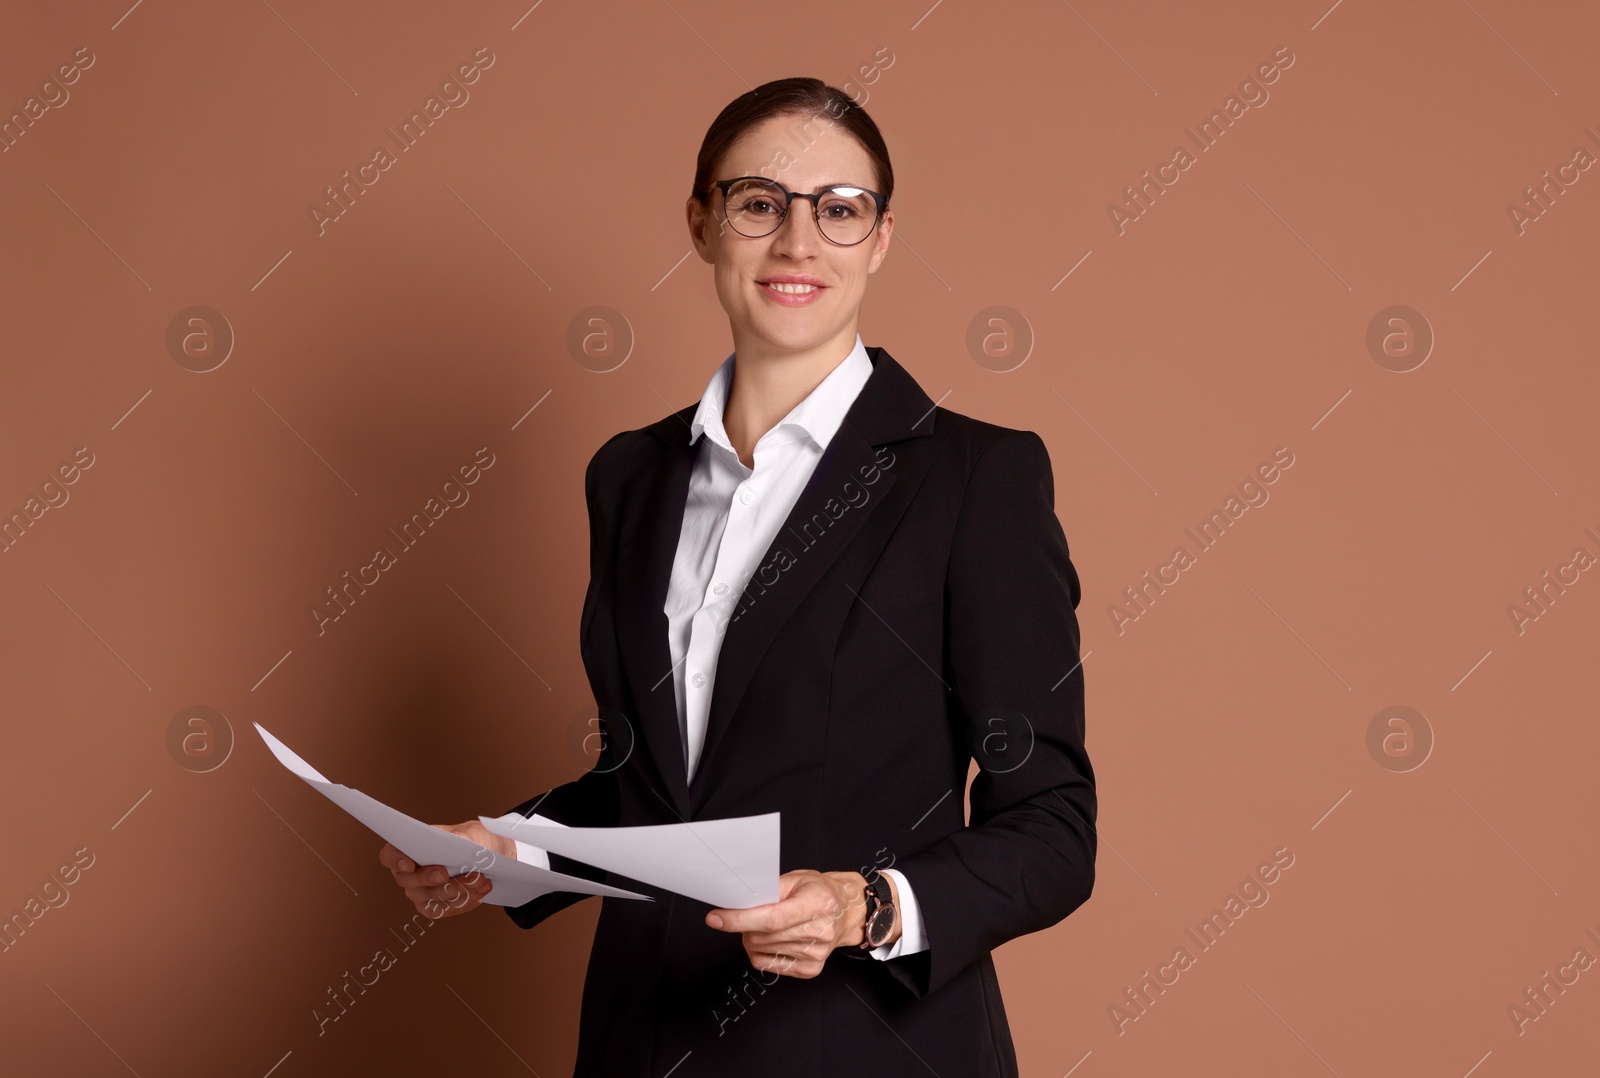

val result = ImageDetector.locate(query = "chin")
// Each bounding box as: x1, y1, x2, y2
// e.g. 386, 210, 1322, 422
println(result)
751, 316, 834, 352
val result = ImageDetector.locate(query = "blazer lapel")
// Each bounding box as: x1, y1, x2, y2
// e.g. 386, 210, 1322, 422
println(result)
614, 405, 698, 820
688, 347, 936, 809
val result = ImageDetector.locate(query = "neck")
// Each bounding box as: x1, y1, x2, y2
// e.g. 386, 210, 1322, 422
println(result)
722, 323, 859, 467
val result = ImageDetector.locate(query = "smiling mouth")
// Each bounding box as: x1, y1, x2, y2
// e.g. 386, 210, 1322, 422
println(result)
757, 280, 826, 307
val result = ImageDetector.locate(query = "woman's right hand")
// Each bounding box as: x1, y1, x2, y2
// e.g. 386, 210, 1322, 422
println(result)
378, 820, 516, 919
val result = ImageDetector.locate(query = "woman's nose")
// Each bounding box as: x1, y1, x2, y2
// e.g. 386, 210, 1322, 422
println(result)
769, 199, 823, 253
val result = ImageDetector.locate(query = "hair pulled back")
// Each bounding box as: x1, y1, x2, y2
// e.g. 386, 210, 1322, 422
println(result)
690, 77, 894, 205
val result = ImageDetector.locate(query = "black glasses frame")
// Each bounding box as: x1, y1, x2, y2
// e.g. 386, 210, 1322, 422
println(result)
707, 176, 888, 247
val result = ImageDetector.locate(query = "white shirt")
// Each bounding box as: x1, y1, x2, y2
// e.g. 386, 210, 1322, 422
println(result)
505, 334, 927, 963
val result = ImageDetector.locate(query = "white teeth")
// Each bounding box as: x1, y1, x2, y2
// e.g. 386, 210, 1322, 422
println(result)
765, 282, 817, 294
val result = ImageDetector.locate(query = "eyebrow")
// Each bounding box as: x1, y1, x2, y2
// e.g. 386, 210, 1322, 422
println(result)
735, 177, 868, 192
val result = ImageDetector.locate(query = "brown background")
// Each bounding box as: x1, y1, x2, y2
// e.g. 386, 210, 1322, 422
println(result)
2, 0, 1597, 1074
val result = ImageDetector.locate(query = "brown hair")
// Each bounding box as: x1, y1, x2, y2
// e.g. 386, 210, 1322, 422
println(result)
690, 77, 894, 205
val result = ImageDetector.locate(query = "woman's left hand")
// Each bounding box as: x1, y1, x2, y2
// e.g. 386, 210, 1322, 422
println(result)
706, 869, 896, 978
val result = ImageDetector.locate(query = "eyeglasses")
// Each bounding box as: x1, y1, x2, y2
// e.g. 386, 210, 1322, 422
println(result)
707, 176, 888, 247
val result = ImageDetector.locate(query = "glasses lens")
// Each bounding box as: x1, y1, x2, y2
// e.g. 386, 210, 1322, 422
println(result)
816, 186, 879, 245
723, 179, 787, 238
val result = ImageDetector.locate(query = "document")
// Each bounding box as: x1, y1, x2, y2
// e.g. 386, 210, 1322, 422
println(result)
480, 809, 781, 909
253, 723, 650, 908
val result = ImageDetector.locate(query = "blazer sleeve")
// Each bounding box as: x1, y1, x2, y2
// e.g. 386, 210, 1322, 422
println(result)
497, 767, 618, 930
500, 438, 626, 931
879, 429, 1097, 999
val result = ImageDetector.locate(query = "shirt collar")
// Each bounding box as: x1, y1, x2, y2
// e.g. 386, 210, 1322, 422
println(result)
689, 334, 873, 456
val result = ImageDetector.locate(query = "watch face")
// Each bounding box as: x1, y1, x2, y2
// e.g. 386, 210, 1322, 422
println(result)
867, 905, 896, 947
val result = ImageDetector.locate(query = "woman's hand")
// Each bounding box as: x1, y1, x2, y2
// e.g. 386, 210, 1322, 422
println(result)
377, 821, 515, 919
704, 869, 899, 978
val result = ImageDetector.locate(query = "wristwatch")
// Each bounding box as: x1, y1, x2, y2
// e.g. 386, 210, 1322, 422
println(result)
858, 872, 897, 951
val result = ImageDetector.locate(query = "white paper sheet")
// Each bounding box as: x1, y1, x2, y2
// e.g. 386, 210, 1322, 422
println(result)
495, 812, 568, 869
253, 723, 650, 908
479, 809, 781, 909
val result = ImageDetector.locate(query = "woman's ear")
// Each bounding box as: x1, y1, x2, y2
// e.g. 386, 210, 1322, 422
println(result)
866, 207, 893, 275
687, 195, 718, 264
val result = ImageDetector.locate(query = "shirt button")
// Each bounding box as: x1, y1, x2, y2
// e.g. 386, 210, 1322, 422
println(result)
739, 488, 755, 505
691, 671, 706, 688
713, 582, 729, 596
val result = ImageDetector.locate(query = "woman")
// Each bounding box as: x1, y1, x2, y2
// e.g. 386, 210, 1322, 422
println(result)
379, 77, 1096, 1076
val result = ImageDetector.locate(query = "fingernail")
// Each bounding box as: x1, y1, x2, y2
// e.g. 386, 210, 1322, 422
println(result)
706, 913, 723, 929
432, 870, 445, 883
399, 859, 412, 872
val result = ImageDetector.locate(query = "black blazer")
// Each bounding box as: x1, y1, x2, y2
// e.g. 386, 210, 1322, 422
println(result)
502, 346, 1096, 1077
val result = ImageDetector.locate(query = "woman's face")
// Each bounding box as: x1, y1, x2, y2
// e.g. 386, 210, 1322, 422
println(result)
687, 112, 893, 355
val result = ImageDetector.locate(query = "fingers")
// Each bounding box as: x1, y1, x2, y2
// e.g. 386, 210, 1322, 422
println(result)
748, 943, 827, 979
379, 825, 496, 918
707, 904, 778, 934
710, 887, 846, 937
740, 920, 833, 957
710, 900, 834, 960
393, 859, 454, 890
402, 870, 493, 918
710, 891, 827, 934
377, 842, 403, 872
708, 871, 859, 981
